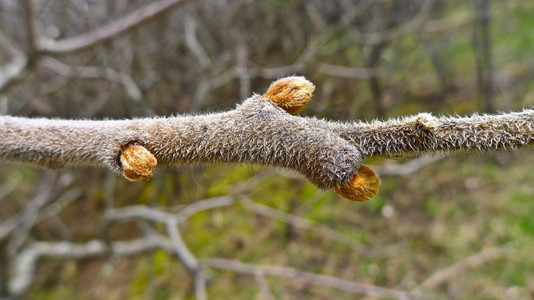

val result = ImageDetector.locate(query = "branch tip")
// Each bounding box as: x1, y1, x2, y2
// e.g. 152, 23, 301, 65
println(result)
335, 165, 381, 202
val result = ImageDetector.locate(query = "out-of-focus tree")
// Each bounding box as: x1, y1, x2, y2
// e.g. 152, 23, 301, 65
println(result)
472, 0, 494, 112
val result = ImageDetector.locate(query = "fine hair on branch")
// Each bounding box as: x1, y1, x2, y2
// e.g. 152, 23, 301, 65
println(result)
1, 76, 533, 201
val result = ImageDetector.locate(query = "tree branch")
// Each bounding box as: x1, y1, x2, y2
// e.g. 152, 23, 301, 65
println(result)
8, 237, 175, 295
1, 77, 533, 201
20, 0, 37, 63
201, 258, 420, 299
240, 198, 365, 250
333, 110, 534, 157
373, 155, 444, 176
418, 246, 513, 291
166, 219, 207, 299
37, 0, 192, 54
40, 57, 142, 102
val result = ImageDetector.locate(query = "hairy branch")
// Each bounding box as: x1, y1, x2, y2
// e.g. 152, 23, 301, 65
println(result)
373, 155, 445, 176
333, 110, 534, 157
418, 246, 513, 291
20, 0, 37, 63
0, 56, 30, 95
1, 77, 533, 201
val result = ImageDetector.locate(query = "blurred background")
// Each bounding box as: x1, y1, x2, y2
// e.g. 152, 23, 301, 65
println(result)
1, 0, 534, 299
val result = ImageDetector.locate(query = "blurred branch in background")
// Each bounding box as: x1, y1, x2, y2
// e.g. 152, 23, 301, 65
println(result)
472, 0, 495, 113
40, 57, 142, 102
201, 258, 420, 299
0, 0, 38, 95
0, 32, 30, 95
7, 195, 425, 299
0, 0, 190, 97
9, 237, 175, 296
37, 0, 192, 54
374, 155, 445, 177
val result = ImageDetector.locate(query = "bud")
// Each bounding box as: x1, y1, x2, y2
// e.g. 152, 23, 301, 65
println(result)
263, 76, 315, 113
120, 144, 157, 182
334, 165, 380, 201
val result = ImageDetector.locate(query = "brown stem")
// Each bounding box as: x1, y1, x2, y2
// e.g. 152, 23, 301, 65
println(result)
0, 96, 362, 190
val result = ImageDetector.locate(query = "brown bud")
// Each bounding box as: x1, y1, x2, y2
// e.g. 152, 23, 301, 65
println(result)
263, 76, 315, 113
119, 144, 157, 182
334, 165, 380, 202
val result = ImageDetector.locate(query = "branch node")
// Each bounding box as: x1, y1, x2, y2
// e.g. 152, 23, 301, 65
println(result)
118, 143, 157, 182
416, 112, 438, 131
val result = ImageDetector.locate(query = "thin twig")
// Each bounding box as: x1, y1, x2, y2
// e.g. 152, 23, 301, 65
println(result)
356, 0, 434, 46
374, 154, 445, 176
0, 56, 30, 95
105, 197, 235, 299
194, 271, 208, 300
6, 175, 56, 255
178, 196, 236, 220
202, 258, 421, 299
105, 196, 236, 224
106, 205, 176, 224
9, 236, 175, 295
165, 219, 199, 273
165, 218, 208, 300
40, 57, 142, 102
240, 199, 364, 250
236, 37, 251, 99
20, 0, 37, 63
0, 171, 23, 204
37, 0, 192, 54
254, 270, 275, 300
418, 246, 514, 290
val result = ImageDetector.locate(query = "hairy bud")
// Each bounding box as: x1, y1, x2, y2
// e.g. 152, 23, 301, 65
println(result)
263, 76, 315, 113
119, 144, 157, 182
334, 165, 380, 201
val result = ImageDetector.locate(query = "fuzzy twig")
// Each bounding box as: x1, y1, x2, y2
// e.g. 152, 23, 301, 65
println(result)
201, 258, 419, 299
1, 77, 533, 201
332, 110, 534, 157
